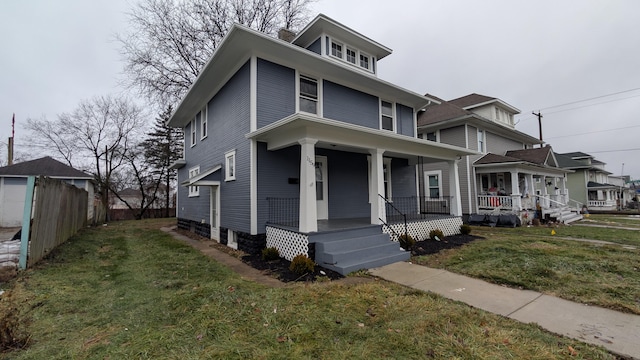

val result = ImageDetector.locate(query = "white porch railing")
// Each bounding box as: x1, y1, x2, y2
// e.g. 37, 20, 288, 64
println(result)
477, 195, 513, 209
588, 200, 616, 208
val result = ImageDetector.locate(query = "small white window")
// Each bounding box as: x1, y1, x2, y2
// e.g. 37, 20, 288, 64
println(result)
190, 118, 197, 147
299, 75, 318, 115
200, 107, 208, 140
225, 150, 236, 182
346, 48, 356, 64
424, 170, 442, 199
188, 166, 200, 197
360, 53, 370, 70
331, 41, 343, 59
478, 129, 485, 152
380, 100, 394, 131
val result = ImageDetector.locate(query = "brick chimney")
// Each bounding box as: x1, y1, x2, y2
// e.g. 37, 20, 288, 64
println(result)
278, 28, 296, 42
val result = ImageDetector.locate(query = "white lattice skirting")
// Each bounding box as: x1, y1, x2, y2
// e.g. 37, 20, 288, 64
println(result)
384, 217, 463, 242
266, 226, 309, 261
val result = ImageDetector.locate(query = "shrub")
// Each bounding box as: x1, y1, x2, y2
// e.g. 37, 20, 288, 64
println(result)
429, 229, 445, 241
398, 234, 415, 251
460, 224, 472, 235
289, 254, 315, 275
261, 247, 280, 261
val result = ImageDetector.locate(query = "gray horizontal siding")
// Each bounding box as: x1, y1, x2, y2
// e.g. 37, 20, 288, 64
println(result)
323, 80, 379, 129
396, 104, 414, 137
391, 157, 416, 198
307, 38, 321, 55
178, 60, 251, 233
317, 149, 370, 219
486, 132, 525, 154
439, 126, 467, 148
257, 58, 296, 128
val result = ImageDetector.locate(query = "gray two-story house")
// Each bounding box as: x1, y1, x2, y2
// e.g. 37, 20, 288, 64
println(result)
167, 14, 475, 275
417, 94, 581, 224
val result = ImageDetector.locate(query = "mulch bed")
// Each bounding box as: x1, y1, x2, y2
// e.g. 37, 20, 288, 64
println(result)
410, 234, 485, 257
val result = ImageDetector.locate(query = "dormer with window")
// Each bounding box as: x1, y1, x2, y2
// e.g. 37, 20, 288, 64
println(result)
292, 14, 392, 76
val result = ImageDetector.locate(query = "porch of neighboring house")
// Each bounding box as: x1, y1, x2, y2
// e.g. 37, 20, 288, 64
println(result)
587, 182, 620, 211
475, 169, 583, 224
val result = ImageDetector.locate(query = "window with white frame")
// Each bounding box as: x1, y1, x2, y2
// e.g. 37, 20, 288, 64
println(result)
360, 54, 370, 70
380, 100, 394, 131
477, 129, 485, 152
188, 166, 200, 197
346, 47, 356, 64
330, 40, 343, 58
190, 118, 197, 147
225, 150, 236, 182
299, 75, 318, 115
424, 170, 442, 199
200, 107, 207, 140
426, 131, 437, 141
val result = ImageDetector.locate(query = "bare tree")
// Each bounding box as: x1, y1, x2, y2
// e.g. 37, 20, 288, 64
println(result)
25, 95, 147, 212
118, 0, 315, 106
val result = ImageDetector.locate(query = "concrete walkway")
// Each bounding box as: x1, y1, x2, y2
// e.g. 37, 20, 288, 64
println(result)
369, 262, 640, 360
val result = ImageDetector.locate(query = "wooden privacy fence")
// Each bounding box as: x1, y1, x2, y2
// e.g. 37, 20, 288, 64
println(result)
20, 176, 88, 268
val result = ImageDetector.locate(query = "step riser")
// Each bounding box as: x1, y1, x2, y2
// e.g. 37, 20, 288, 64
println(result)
318, 243, 404, 265
316, 234, 391, 253
323, 252, 410, 276
309, 225, 382, 243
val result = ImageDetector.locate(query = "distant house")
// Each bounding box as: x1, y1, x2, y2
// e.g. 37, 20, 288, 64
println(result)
166, 14, 475, 275
417, 94, 581, 223
556, 152, 632, 211
110, 185, 171, 210
0, 157, 94, 227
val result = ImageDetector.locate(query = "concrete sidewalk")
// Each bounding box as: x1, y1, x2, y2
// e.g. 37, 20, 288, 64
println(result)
369, 262, 640, 360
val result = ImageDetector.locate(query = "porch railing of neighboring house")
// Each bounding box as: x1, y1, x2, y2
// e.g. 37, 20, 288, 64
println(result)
266, 197, 299, 228
588, 200, 617, 208
477, 195, 513, 210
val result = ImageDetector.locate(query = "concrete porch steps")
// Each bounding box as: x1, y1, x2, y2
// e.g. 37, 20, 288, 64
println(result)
310, 226, 409, 276
543, 207, 583, 224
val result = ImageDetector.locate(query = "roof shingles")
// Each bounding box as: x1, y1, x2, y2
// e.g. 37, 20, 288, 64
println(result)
0, 156, 92, 178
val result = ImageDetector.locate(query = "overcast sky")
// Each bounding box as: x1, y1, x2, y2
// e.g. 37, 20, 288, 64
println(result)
2, 0, 639, 179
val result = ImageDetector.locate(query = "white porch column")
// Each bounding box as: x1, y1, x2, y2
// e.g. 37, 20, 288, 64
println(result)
298, 138, 318, 233
560, 176, 568, 204
369, 149, 386, 225
448, 159, 463, 216
510, 171, 521, 211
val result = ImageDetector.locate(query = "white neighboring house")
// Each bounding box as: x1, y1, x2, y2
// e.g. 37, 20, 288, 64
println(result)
0, 157, 95, 227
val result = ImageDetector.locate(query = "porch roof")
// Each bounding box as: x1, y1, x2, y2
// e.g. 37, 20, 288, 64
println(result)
246, 113, 477, 163
180, 164, 222, 186
473, 153, 570, 176
587, 181, 620, 190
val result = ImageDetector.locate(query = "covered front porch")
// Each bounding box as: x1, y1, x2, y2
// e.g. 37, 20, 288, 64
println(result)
587, 181, 620, 211
249, 113, 476, 234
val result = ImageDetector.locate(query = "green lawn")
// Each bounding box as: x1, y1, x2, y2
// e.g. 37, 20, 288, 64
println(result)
413, 223, 640, 315
581, 213, 640, 229
0, 219, 616, 359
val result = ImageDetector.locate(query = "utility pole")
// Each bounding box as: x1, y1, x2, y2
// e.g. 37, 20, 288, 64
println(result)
532, 111, 543, 147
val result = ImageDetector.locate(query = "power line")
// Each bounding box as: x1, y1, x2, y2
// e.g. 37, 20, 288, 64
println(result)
539, 87, 640, 111
543, 94, 640, 115
546, 124, 640, 140
587, 148, 640, 154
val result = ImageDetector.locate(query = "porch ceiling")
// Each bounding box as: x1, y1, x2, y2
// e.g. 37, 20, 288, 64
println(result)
246, 113, 477, 162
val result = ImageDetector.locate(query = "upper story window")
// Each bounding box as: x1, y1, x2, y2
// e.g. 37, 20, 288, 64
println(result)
380, 100, 394, 131
299, 75, 319, 115
326, 36, 374, 73
331, 41, 343, 58
346, 48, 356, 64
200, 107, 208, 140
190, 118, 197, 147
478, 129, 485, 152
188, 166, 200, 197
426, 132, 437, 141
360, 54, 370, 70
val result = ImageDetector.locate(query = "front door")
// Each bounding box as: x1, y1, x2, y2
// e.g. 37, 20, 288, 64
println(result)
210, 185, 220, 240
315, 156, 328, 220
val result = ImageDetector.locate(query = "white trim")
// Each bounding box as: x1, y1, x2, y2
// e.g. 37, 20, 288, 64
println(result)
188, 166, 200, 197
315, 155, 328, 220
225, 150, 236, 182
250, 56, 257, 132
250, 139, 257, 235
424, 170, 442, 199
200, 106, 208, 140
298, 73, 322, 116
468, 156, 475, 213
210, 185, 220, 240
182, 164, 222, 185
327, 35, 375, 74
477, 128, 486, 153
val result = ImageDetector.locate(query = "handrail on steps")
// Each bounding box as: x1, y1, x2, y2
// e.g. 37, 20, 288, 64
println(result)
378, 194, 408, 241
532, 194, 583, 210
